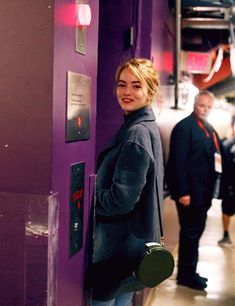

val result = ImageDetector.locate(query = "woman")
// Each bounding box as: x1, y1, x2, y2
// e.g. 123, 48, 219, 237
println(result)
92, 58, 164, 305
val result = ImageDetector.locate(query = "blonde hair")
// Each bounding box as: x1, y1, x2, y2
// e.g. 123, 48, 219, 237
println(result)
115, 58, 160, 102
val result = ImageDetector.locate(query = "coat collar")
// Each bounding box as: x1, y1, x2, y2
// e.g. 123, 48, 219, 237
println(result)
190, 112, 215, 162
123, 106, 156, 126
108, 106, 156, 146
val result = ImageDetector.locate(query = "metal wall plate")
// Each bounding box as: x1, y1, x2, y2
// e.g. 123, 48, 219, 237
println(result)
69, 162, 85, 257
76, 26, 86, 55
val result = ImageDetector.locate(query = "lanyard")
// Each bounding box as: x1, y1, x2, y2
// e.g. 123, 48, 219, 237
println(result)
212, 131, 220, 152
195, 116, 220, 153
196, 117, 210, 138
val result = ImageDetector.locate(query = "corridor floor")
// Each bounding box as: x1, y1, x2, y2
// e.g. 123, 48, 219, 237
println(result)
144, 199, 235, 306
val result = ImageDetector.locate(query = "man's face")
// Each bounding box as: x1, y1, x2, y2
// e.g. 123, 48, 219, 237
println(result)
194, 94, 214, 120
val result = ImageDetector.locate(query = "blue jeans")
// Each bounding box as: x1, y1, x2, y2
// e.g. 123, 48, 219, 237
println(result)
92, 292, 134, 306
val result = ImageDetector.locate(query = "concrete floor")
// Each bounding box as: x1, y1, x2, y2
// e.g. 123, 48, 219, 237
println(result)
144, 198, 235, 306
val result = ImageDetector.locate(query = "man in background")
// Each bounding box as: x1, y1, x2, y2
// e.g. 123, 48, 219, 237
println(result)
166, 90, 223, 291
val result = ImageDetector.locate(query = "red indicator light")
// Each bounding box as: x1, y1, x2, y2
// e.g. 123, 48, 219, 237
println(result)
77, 116, 82, 128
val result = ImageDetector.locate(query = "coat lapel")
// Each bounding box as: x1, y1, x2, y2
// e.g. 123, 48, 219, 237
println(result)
191, 114, 214, 163
96, 107, 156, 169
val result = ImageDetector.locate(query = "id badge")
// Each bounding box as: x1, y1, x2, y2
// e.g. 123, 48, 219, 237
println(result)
214, 152, 222, 173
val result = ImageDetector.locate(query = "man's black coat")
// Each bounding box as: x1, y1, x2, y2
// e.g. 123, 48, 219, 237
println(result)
166, 112, 220, 206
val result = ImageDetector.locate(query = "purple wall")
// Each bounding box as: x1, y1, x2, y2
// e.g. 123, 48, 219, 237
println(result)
52, 1, 99, 305
0, 0, 99, 305
0, 1, 174, 305
96, 0, 153, 156
96, 0, 174, 156
0, 0, 53, 194
0, 2, 54, 305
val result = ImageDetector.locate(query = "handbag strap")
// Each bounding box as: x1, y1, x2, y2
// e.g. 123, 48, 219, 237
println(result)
155, 173, 165, 246
141, 123, 165, 246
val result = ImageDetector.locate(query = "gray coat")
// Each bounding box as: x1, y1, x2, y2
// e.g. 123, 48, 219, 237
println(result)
93, 107, 164, 263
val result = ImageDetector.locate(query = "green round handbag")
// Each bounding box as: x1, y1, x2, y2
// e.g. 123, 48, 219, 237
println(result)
135, 242, 175, 288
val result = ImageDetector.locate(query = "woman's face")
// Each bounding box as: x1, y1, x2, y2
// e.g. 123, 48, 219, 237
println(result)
116, 68, 150, 115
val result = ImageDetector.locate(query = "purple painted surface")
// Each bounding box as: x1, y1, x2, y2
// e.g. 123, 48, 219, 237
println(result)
0, 1, 174, 305
0, 193, 25, 305
0, 0, 99, 305
0, 1, 53, 195
0, 192, 58, 306
96, 0, 174, 155
96, 0, 153, 156
0, 2, 55, 306
52, 1, 99, 305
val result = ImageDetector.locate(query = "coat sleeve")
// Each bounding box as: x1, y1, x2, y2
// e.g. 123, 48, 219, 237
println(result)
96, 141, 151, 216
167, 122, 191, 199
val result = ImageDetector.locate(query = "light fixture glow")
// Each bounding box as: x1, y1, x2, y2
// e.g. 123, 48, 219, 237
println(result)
76, 4, 91, 26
